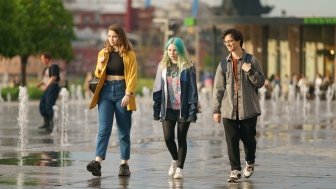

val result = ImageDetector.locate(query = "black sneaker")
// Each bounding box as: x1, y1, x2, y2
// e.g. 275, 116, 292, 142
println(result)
46, 120, 54, 134
87, 160, 101, 176
118, 163, 131, 176
39, 117, 49, 129
38, 124, 48, 129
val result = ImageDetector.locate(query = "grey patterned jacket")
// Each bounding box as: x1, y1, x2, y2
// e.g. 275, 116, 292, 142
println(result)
212, 52, 265, 120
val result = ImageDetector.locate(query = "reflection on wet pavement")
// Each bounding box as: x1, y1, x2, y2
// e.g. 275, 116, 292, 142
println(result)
87, 177, 101, 188
0, 95, 335, 188
0, 151, 71, 167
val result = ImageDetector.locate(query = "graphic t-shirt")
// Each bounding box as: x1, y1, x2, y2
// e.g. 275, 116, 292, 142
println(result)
166, 63, 181, 110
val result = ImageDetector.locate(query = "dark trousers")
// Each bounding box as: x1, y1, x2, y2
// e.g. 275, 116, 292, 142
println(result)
39, 84, 60, 120
223, 117, 257, 171
162, 109, 190, 169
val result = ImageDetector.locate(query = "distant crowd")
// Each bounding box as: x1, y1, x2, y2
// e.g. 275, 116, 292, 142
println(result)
263, 73, 333, 100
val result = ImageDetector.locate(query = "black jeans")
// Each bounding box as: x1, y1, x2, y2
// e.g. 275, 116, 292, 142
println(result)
39, 83, 60, 120
223, 117, 257, 171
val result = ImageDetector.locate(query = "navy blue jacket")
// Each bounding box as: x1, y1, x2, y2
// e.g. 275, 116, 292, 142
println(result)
153, 64, 198, 122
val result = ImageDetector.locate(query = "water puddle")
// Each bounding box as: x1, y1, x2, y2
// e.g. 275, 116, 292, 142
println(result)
0, 151, 72, 167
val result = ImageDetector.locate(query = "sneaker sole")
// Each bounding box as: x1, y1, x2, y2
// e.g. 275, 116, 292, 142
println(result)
168, 170, 176, 177
227, 177, 240, 183
87, 164, 101, 176
243, 172, 253, 178
118, 173, 131, 177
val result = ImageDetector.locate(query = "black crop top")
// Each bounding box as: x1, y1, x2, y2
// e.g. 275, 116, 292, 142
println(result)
106, 51, 124, 76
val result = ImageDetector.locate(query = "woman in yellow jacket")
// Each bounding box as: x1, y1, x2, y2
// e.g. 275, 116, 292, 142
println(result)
87, 24, 137, 177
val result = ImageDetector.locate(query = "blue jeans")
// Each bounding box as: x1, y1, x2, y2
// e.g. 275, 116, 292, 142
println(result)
39, 83, 60, 119
96, 80, 132, 160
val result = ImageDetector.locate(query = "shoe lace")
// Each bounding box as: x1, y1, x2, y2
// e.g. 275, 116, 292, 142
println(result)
246, 164, 254, 171
231, 170, 240, 177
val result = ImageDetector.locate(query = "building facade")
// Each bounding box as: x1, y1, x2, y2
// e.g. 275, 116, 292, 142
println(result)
197, 16, 336, 85
0, 0, 155, 83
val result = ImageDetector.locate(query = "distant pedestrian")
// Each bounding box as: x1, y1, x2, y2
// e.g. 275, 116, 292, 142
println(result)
37, 52, 60, 134
212, 28, 265, 183
86, 24, 138, 177
153, 37, 198, 179
314, 73, 323, 90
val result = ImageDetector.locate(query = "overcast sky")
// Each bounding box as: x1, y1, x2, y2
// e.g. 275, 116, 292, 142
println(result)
151, 0, 336, 17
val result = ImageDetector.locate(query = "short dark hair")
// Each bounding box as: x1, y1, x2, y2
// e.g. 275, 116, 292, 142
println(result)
41, 52, 52, 59
222, 28, 244, 48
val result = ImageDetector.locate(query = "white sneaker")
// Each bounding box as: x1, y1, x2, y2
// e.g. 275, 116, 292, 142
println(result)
168, 160, 177, 176
243, 162, 254, 178
227, 170, 241, 183
174, 168, 183, 179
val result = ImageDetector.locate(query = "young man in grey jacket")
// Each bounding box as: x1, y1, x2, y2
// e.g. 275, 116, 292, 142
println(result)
212, 28, 265, 183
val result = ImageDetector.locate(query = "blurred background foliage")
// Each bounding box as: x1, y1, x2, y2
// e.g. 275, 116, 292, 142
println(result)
1, 78, 154, 101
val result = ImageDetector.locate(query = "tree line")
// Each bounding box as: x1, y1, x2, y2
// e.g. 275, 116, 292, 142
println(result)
0, 0, 75, 86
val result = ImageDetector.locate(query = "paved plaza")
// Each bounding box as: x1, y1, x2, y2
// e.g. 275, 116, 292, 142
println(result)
0, 92, 335, 189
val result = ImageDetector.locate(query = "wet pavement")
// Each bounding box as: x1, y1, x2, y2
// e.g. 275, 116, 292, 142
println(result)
0, 93, 335, 189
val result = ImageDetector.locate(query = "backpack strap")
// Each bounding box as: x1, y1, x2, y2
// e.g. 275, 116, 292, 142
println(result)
244, 53, 259, 94
220, 53, 258, 94
220, 58, 228, 75
220, 53, 253, 75
244, 53, 253, 63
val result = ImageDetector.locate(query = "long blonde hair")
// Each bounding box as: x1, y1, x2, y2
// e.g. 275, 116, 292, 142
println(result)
104, 24, 133, 56
159, 37, 193, 70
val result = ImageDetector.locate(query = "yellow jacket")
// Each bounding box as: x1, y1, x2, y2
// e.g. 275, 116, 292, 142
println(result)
89, 48, 137, 111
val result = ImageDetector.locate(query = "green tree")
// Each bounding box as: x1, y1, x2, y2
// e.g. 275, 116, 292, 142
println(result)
0, 0, 75, 86
0, 0, 19, 58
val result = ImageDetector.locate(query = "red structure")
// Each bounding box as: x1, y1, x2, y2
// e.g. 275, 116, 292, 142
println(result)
65, 0, 155, 75
124, 0, 132, 32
